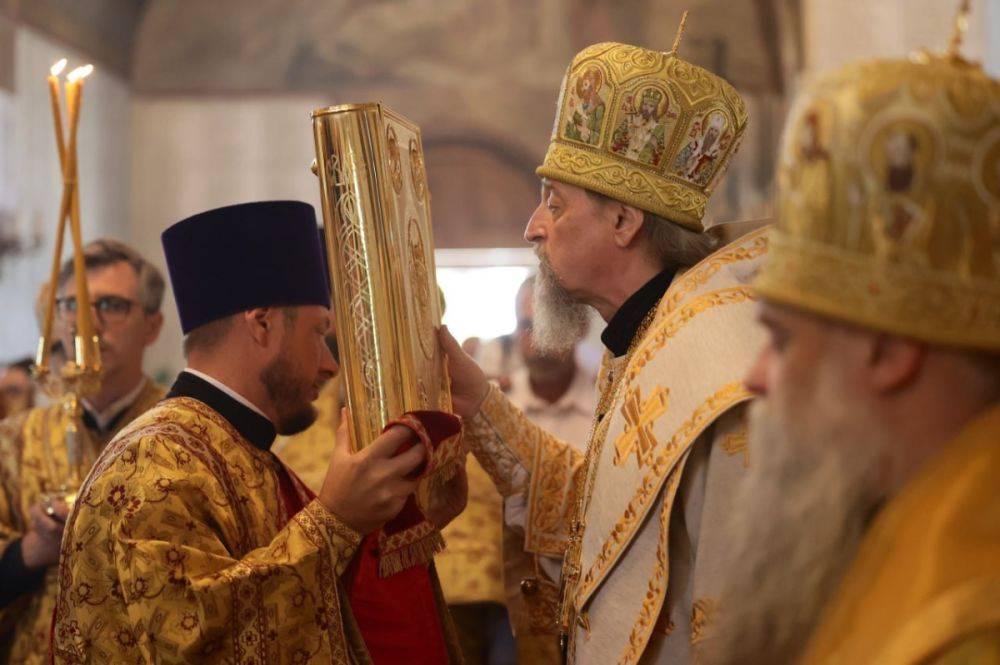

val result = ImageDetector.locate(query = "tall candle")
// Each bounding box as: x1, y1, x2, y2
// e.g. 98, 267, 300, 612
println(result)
38, 59, 69, 369
64, 65, 96, 367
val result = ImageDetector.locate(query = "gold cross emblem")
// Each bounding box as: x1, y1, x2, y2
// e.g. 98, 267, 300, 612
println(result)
722, 425, 750, 467
614, 385, 669, 468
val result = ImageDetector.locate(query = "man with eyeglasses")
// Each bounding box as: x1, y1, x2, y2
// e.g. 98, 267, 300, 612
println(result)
0, 239, 166, 664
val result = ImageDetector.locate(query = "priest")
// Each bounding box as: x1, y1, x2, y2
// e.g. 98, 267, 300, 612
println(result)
53, 201, 465, 663
708, 45, 1000, 663
440, 37, 770, 663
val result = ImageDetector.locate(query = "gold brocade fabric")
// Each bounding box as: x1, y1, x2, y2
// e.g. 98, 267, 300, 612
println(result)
803, 403, 1000, 665
435, 456, 505, 606
0, 379, 163, 665
52, 397, 369, 664
537, 42, 749, 231
754, 54, 1000, 351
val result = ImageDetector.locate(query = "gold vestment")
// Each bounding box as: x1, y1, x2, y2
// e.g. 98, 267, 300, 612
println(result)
803, 403, 1000, 664
465, 229, 769, 663
0, 378, 163, 664
52, 396, 371, 663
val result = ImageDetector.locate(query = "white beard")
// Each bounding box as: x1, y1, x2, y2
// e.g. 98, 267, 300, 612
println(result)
702, 388, 890, 664
531, 253, 590, 356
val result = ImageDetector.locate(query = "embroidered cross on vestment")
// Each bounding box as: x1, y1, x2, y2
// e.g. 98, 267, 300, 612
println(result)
613, 385, 669, 468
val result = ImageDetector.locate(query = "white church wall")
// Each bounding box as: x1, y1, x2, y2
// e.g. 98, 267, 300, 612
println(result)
0, 25, 130, 365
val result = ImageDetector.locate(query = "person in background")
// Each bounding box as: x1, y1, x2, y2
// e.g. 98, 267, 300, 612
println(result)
507, 275, 596, 448
707, 49, 1000, 664
0, 239, 166, 664
0, 358, 35, 418
504, 274, 597, 663
439, 38, 767, 663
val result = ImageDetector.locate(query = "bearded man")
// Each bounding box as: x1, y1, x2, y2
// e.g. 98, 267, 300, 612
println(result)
440, 40, 770, 663
707, 50, 1000, 664
53, 202, 466, 663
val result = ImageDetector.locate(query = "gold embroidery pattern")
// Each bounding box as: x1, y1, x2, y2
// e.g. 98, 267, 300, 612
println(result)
619, 458, 689, 664
660, 228, 769, 316
0, 381, 163, 664
626, 287, 755, 386
463, 403, 526, 498
529, 435, 585, 554
614, 385, 670, 468
543, 143, 707, 220
758, 232, 1000, 354
471, 386, 586, 557
691, 597, 719, 645
722, 425, 750, 467
574, 382, 751, 607
53, 399, 362, 664
560, 230, 768, 647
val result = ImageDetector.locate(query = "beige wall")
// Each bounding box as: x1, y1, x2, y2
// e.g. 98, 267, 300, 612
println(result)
0, 24, 130, 364
802, 0, 994, 77
3, 0, 997, 379
130, 95, 329, 379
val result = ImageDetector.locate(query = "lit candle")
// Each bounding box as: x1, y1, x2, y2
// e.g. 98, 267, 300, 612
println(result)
38, 58, 69, 370
47, 59, 67, 167
64, 64, 97, 369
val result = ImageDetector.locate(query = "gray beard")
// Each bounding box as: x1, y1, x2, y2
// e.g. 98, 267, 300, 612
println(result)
702, 396, 888, 664
531, 255, 590, 356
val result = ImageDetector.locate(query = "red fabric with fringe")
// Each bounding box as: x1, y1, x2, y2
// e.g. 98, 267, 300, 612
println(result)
344, 410, 461, 664
273, 449, 451, 664
375, 410, 463, 577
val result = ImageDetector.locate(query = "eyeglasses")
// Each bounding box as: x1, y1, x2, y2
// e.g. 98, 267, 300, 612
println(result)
56, 295, 141, 324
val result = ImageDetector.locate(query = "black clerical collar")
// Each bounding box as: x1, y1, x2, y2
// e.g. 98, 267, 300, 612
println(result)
81, 407, 128, 435
80, 380, 147, 434
601, 268, 674, 357
166, 371, 277, 451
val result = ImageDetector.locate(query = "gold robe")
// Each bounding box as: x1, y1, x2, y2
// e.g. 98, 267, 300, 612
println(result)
802, 402, 1000, 665
0, 378, 163, 664
53, 391, 463, 664
464, 228, 769, 663
435, 458, 505, 607
52, 395, 372, 664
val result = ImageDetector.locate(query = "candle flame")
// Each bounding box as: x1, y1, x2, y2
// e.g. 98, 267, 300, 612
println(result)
50, 58, 67, 77
66, 64, 94, 83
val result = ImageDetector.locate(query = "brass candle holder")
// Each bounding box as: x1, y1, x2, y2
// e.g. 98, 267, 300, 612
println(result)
33, 60, 101, 507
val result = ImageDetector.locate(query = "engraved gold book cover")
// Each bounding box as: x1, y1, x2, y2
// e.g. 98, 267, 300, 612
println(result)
311, 103, 451, 452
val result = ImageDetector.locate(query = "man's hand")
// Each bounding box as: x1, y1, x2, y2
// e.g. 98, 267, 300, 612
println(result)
438, 326, 490, 419
319, 410, 427, 535
21, 500, 69, 569
424, 459, 469, 530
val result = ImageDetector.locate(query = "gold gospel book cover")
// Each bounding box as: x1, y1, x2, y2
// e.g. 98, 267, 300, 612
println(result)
311, 103, 451, 451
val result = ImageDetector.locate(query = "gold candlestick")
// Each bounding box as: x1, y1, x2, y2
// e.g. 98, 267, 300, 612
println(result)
34, 60, 100, 501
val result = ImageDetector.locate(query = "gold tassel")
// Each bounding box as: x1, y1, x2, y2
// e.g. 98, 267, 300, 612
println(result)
379, 531, 446, 578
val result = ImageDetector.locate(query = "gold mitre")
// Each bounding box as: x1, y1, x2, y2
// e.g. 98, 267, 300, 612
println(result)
536, 38, 749, 232
754, 48, 1000, 351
